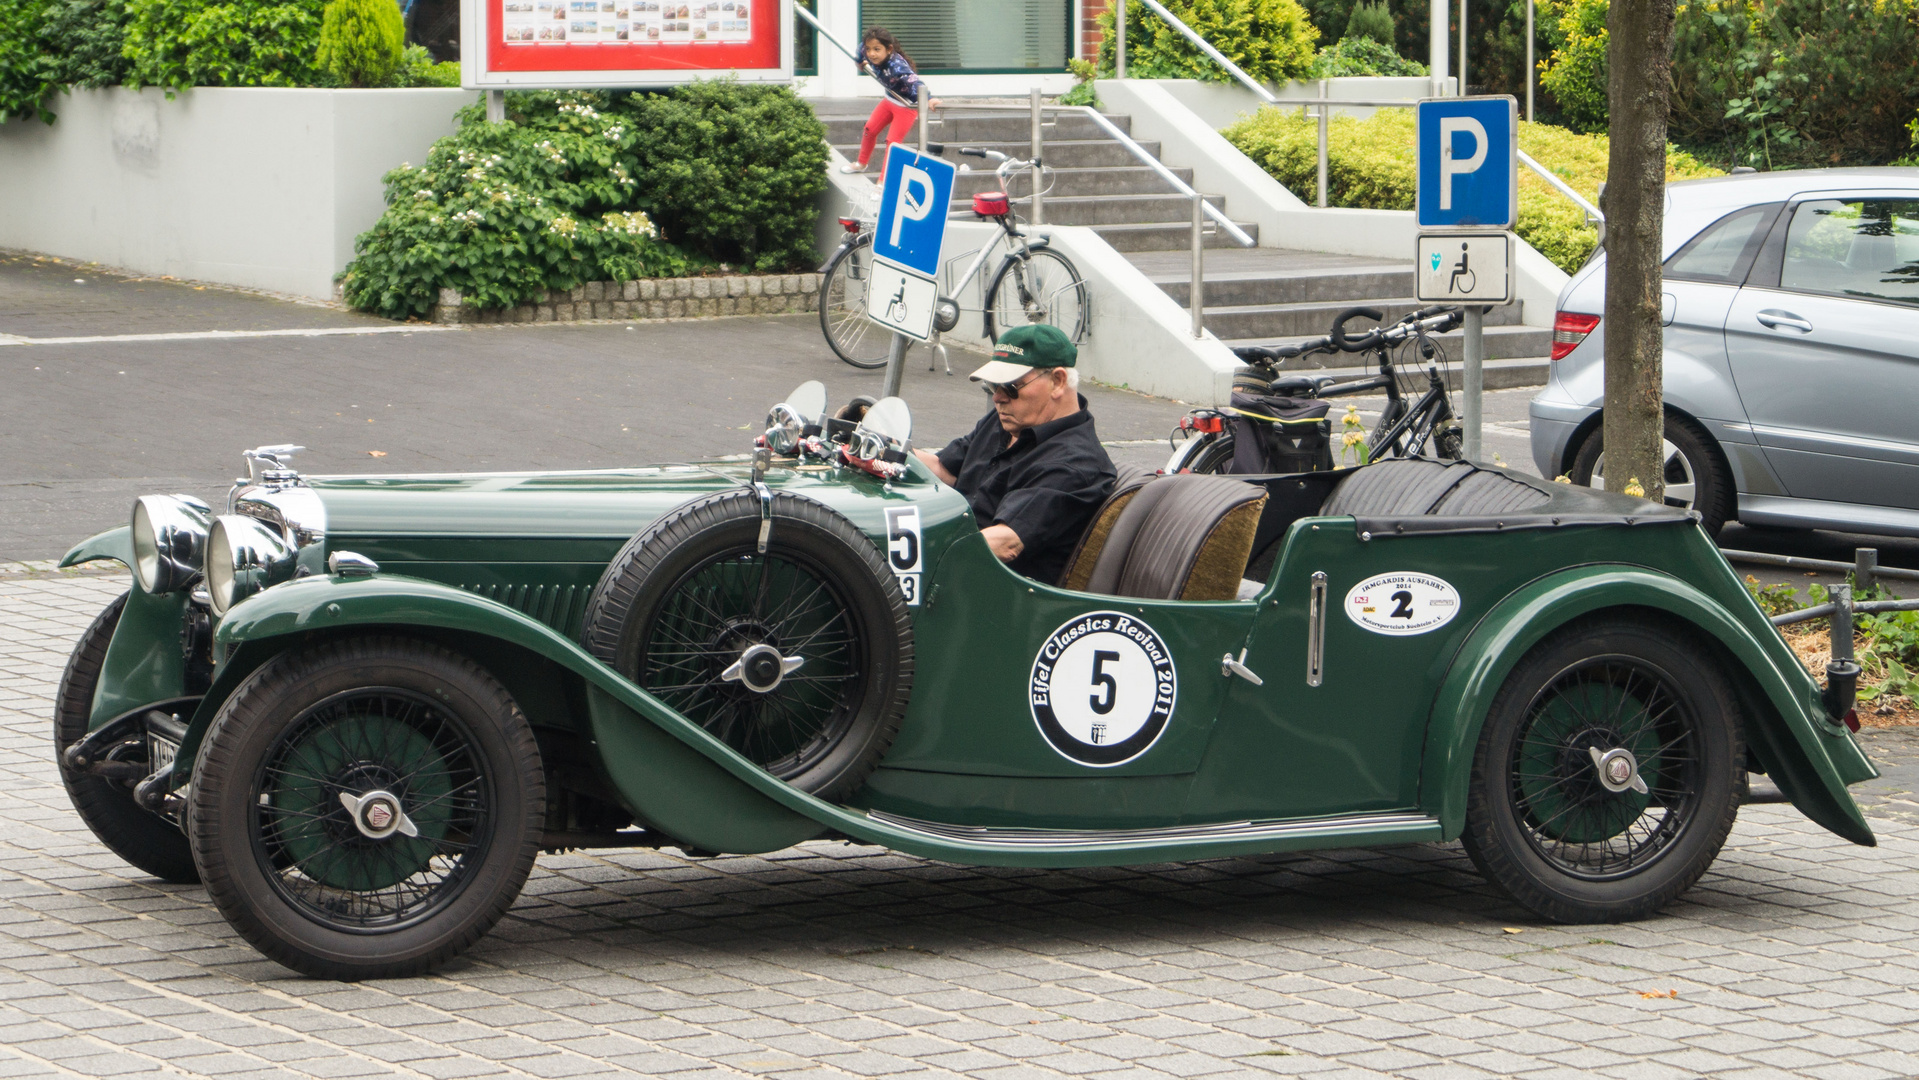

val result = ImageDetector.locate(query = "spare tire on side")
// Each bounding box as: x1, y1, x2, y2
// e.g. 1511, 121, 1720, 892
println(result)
581, 489, 913, 802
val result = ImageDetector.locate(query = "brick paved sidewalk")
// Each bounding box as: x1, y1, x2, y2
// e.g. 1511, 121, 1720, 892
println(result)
4, 573, 1919, 1080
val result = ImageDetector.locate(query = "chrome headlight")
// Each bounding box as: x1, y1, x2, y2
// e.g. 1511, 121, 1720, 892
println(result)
130, 495, 211, 595
764, 403, 806, 456
205, 515, 297, 616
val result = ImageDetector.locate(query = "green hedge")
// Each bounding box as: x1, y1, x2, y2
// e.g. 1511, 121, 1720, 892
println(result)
1309, 35, 1427, 77
123, 0, 328, 92
1222, 108, 1723, 272
1543, 0, 1919, 167
341, 85, 828, 320
1093, 0, 1320, 84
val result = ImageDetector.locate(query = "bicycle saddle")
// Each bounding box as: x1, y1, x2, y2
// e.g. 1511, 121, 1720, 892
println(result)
1268, 375, 1331, 398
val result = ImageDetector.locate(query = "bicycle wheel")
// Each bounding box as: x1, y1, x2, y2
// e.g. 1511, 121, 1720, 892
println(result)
985, 248, 1088, 343
1185, 433, 1237, 474
819, 233, 890, 370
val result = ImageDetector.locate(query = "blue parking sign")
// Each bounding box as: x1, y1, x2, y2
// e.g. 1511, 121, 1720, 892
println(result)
1416, 97, 1517, 229
871, 146, 955, 279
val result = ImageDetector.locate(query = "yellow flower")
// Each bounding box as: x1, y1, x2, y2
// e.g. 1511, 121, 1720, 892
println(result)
1554, 473, 1573, 484
1623, 477, 1645, 498
1342, 405, 1362, 429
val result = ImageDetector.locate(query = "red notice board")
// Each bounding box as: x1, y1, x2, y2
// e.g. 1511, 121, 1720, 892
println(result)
462, 0, 793, 88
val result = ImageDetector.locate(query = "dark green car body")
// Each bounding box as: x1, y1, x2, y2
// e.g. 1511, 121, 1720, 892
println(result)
63, 456, 1878, 868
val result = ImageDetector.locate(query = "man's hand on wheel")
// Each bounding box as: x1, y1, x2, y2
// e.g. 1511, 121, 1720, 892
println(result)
913, 448, 956, 485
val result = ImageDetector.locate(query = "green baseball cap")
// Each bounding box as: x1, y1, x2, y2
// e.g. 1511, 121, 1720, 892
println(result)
969, 324, 1078, 384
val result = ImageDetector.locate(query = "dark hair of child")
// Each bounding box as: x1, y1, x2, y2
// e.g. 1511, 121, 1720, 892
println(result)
860, 26, 913, 70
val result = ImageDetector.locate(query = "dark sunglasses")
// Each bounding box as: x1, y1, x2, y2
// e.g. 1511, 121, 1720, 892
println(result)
982, 369, 1045, 399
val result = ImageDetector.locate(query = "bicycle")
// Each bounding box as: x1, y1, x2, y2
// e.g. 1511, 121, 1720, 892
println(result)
1167, 305, 1466, 475
817, 146, 1089, 371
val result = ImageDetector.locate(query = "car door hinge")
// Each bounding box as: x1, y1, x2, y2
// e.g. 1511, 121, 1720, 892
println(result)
1222, 648, 1263, 686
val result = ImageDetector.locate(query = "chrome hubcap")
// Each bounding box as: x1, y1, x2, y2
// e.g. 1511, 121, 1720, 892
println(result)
1587, 745, 1650, 795
720, 643, 804, 694
338, 789, 420, 840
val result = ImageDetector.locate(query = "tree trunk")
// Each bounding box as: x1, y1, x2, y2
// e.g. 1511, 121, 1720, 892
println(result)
1600, 0, 1676, 501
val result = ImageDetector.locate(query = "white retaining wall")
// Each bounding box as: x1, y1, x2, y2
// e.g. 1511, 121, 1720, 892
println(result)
0, 87, 467, 300
1098, 78, 1567, 328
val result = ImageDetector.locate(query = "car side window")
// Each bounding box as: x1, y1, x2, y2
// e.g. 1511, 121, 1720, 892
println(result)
1780, 197, 1919, 306
1664, 203, 1778, 283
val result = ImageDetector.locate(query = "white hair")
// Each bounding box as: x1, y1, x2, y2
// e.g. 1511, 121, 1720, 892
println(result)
1060, 366, 1079, 391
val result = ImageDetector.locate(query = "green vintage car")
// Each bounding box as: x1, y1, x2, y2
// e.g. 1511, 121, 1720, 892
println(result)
54, 383, 1876, 979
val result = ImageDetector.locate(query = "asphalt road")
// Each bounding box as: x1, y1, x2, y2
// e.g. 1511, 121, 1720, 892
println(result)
2, 249, 1914, 592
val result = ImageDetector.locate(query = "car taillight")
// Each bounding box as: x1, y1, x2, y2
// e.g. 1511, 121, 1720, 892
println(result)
1551, 312, 1600, 361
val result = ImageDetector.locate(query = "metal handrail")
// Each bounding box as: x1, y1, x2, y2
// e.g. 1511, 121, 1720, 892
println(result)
931, 103, 1256, 248
1517, 150, 1603, 223
793, 4, 860, 63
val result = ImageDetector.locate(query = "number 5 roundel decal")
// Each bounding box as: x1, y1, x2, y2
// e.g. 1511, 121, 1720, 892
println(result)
1030, 612, 1177, 767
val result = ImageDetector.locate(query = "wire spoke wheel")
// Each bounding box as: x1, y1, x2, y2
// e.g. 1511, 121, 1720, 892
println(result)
254, 688, 489, 931
582, 489, 913, 801
1462, 617, 1741, 923
191, 637, 544, 979
820, 233, 890, 369
986, 248, 1087, 343
639, 548, 864, 780
1509, 657, 1700, 880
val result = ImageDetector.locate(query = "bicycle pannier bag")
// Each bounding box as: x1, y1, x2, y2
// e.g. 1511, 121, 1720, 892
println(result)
973, 191, 1011, 217
1228, 393, 1333, 475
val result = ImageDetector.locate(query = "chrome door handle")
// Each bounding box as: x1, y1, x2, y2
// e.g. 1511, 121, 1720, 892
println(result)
1756, 310, 1813, 333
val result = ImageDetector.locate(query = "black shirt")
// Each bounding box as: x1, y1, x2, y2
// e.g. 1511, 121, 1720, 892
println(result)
936, 395, 1117, 585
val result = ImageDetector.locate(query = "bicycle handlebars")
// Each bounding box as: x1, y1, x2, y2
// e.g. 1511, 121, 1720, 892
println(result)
1234, 306, 1463, 368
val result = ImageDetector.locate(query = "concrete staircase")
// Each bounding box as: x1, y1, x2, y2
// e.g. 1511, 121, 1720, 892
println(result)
816, 102, 1257, 252
813, 99, 1550, 384
1128, 248, 1553, 381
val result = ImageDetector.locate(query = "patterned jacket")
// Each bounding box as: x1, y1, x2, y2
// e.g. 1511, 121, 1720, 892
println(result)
863, 53, 923, 106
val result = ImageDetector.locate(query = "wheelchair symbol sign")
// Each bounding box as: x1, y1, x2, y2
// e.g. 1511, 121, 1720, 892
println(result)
1415, 233, 1512, 305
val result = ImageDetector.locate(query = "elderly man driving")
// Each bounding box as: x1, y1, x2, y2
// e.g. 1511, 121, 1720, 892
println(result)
913, 324, 1117, 584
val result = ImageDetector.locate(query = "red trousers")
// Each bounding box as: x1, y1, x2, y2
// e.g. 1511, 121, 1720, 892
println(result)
857, 99, 919, 168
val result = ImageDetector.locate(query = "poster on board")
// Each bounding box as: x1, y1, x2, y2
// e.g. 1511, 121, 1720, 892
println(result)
462, 0, 793, 88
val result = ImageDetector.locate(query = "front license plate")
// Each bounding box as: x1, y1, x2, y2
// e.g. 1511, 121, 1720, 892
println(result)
148, 733, 179, 777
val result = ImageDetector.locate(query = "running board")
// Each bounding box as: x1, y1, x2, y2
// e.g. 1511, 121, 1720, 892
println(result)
863, 809, 1443, 853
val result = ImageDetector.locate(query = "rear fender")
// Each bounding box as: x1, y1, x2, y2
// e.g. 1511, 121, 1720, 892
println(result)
1422, 565, 1875, 847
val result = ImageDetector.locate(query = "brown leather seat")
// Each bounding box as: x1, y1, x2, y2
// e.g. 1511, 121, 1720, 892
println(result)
1057, 463, 1155, 591
1081, 474, 1268, 601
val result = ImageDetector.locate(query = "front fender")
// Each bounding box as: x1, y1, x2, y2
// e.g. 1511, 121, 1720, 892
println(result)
1421, 565, 1875, 847
62, 525, 133, 569
204, 573, 828, 853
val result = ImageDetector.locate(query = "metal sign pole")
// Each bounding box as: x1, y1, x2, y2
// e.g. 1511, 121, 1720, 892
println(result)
1030, 89, 1044, 226
1462, 306, 1484, 461
1116, 0, 1127, 78
881, 332, 911, 398
486, 90, 505, 122
1525, 0, 1535, 121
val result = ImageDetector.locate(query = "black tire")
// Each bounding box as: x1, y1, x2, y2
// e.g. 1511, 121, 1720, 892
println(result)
53, 592, 200, 884
1460, 617, 1742, 924
581, 489, 912, 802
189, 637, 544, 980
1570, 415, 1731, 536
985, 247, 1088, 343
820, 233, 891, 370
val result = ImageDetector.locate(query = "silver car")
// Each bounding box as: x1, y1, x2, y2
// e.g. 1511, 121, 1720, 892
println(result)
1530, 167, 1919, 538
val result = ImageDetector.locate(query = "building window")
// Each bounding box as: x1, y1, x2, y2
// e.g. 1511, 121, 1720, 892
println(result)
858, 0, 1071, 72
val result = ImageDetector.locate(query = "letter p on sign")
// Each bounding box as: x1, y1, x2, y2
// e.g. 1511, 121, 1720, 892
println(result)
889, 165, 934, 248
1437, 117, 1486, 211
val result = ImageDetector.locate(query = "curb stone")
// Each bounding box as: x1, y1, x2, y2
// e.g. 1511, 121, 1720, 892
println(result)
429, 272, 823, 325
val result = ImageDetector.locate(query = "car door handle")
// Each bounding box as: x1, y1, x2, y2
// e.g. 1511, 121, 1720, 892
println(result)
1756, 310, 1813, 333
